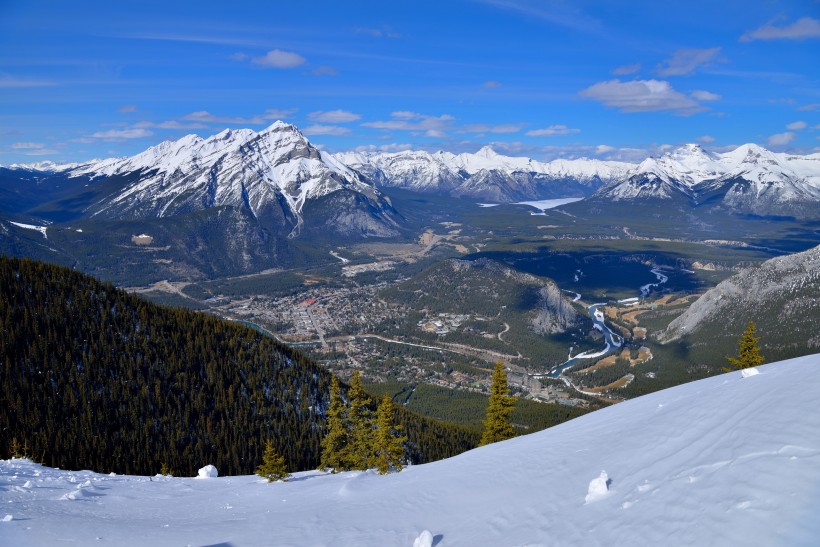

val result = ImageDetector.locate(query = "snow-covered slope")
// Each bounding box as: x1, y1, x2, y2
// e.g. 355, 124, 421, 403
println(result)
593, 143, 820, 215
3, 354, 819, 546
335, 147, 633, 202
65, 122, 399, 238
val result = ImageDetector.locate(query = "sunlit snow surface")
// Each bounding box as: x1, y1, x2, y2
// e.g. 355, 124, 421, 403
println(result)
3, 355, 820, 546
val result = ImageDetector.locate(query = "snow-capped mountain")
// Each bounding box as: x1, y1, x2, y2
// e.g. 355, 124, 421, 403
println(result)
335, 147, 633, 202
3, 354, 818, 545
65, 122, 400, 238
593, 143, 820, 216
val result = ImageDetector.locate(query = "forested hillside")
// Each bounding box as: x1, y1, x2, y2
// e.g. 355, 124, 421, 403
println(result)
0, 256, 477, 476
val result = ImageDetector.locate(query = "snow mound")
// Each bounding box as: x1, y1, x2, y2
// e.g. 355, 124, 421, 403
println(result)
197, 464, 218, 479
413, 530, 434, 547
1, 515, 12, 523
741, 368, 760, 378
585, 470, 611, 504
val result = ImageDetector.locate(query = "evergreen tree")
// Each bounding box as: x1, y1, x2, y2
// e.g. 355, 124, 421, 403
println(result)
346, 371, 374, 470
374, 396, 407, 475
256, 439, 290, 482
479, 362, 515, 446
319, 376, 349, 472
726, 321, 765, 371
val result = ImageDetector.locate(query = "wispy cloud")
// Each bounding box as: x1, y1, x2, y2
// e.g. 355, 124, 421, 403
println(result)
461, 123, 524, 134
363, 112, 455, 137
133, 120, 208, 130
595, 144, 615, 154
579, 79, 707, 115
786, 121, 807, 130
691, 90, 720, 102
657, 48, 721, 76
181, 109, 296, 125
355, 27, 401, 39
798, 103, 820, 112
612, 64, 641, 76
303, 124, 351, 136
483, 80, 502, 88
697, 135, 716, 144
91, 128, 154, 140
117, 105, 138, 113
741, 17, 820, 42
767, 131, 796, 146
11, 142, 45, 150
476, 0, 601, 32
312, 66, 339, 76
0, 74, 55, 88
308, 110, 361, 123
252, 49, 306, 69
525, 125, 580, 137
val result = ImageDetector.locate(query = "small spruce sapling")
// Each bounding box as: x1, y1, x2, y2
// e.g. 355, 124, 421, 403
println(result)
725, 321, 764, 371
256, 440, 290, 482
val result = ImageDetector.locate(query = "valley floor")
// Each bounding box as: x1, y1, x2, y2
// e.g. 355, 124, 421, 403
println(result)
3, 355, 819, 546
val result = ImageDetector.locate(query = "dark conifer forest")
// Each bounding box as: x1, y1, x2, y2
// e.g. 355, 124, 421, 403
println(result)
0, 256, 478, 476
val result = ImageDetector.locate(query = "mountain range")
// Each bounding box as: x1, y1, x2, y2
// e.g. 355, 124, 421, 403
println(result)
592, 143, 820, 217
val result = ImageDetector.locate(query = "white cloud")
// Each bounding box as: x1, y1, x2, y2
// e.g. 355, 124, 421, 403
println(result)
612, 64, 640, 75
302, 124, 351, 136
91, 128, 154, 140
117, 105, 138, 113
11, 142, 45, 149
0, 75, 54, 88
798, 103, 820, 112
312, 66, 339, 76
355, 27, 401, 39
483, 80, 502, 88
697, 135, 716, 144
691, 90, 721, 101
579, 79, 706, 115
525, 125, 580, 137
252, 49, 306, 69
363, 112, 455, 134
133, 120, 208, 130
462, 123, 524, 134
308, 110, 361, 123
786, 121, 807, 130
181, 109, 296, 125
741, 17, 820, 42
595, 144, 616, 154
767, 131, 796, 146
425, 130, 446, 138
657, 48, 721, 76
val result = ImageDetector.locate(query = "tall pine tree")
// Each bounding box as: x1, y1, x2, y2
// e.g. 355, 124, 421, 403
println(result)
319, 376, 350, 471
479, 362, 515, 446
374, 396, 407, 475
726, 321, 765, 371
346, 371, 374, 470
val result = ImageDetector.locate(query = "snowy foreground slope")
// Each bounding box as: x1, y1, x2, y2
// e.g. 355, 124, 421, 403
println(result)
3, 356, 820, 547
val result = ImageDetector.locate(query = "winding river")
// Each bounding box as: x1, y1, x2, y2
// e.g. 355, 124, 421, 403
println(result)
545, 266, 670, 379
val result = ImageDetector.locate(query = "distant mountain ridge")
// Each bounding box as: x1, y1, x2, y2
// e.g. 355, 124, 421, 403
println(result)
592, 143, 820, 217
334, 146, 633, 202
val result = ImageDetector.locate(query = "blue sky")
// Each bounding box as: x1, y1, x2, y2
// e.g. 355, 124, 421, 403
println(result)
1, 0, 818, 164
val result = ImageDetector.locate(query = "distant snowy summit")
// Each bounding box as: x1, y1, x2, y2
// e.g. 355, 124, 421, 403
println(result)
592, 143, 820, 217
334, 146, 633, 203
30, 121, 400, 238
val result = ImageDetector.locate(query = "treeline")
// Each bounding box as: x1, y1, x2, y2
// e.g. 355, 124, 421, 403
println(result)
0, 256, 476, 476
